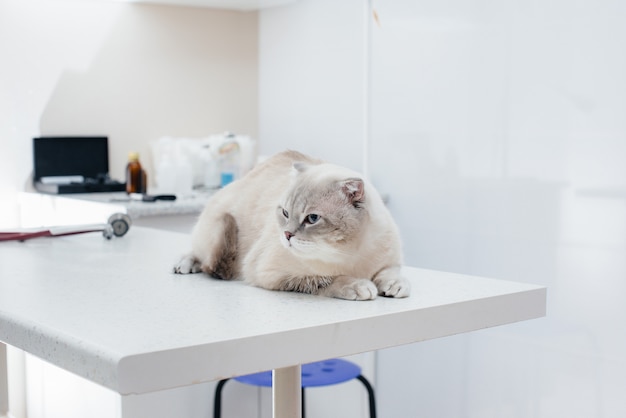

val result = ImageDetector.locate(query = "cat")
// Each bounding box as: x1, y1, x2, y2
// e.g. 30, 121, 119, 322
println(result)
174, 150, 410, 300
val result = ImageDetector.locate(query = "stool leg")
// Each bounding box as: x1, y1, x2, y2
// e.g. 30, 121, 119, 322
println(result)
214, 379, 229, 418
356, 375, 377, 418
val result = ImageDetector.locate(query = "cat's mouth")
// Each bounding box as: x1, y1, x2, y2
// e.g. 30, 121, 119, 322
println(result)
281, 235, 298, 250
281, 234, 313, 254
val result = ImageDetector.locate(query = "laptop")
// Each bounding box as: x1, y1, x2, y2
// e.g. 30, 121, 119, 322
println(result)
33, 136, 125, 194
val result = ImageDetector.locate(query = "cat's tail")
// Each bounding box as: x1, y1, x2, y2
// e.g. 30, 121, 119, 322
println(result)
201, 212, 239, 280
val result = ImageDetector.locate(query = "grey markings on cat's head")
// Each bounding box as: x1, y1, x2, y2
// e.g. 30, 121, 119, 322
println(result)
276, 164, 368, 261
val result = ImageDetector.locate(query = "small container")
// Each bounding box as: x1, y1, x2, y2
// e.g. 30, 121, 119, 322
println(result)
200, 146, 220, 189
126, 152, 146, 194
155, 154, 177, 194
219, 141, 240, 187
175, 160, 193, 196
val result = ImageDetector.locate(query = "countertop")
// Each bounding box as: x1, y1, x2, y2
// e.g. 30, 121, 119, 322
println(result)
18, 191, 215, 230
57, 190, 215, 218
0, 227, 546, 396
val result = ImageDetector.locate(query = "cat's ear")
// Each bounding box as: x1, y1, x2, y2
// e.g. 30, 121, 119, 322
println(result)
341, 178, 365, 204
292, 162, 309, 174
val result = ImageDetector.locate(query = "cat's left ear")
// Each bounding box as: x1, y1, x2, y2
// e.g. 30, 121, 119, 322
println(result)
292, 162, 309, 174
341, 178, 365, 204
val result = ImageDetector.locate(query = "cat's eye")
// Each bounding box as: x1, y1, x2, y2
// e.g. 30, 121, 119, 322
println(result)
282, 208, 289, 218
305, 214, 320, 224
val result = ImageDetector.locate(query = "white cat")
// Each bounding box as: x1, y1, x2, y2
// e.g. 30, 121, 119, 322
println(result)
174, 150, 410, 300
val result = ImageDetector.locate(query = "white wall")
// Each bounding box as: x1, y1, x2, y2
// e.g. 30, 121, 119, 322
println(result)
260, 0, 626, 417
258, 0, 366, 171
0, 0, 258, 228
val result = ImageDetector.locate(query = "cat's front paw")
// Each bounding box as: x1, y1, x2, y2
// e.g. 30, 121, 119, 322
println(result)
324, 277, 377, 301
373, 269, 411, 298
173, 255, 202, 274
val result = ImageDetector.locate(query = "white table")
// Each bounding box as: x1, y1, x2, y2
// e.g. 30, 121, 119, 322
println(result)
0, 227, 546, 418
18, 191, 215, 234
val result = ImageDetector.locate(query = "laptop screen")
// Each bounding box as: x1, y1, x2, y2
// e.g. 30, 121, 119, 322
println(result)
33, 136, 110, 181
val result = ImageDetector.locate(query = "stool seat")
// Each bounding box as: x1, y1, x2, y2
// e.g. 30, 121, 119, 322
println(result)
213, 358, 376, 418
234, 359, 361, 388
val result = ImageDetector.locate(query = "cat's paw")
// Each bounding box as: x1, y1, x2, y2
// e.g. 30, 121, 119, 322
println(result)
324, 277, 377, 301
173, 255, 202, 274
373, 269, 411, 298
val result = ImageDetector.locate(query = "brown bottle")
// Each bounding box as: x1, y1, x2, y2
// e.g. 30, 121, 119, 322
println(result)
126, 152, 146, 194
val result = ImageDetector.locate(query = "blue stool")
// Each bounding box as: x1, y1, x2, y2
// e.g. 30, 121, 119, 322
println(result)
213, 358, 376, 418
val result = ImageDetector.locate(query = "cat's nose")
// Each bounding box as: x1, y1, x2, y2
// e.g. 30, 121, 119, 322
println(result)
284, 231, 294, 241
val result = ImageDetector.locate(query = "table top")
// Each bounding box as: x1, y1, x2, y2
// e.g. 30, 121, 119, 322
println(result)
73, 191, 215, 218
20, 190, 214, 220
0, 227, 546, 395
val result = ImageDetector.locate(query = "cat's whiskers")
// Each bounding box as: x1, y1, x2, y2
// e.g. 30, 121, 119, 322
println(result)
288, 237, 316, 254
323, 243, 375, 264
304, 242, 357, 263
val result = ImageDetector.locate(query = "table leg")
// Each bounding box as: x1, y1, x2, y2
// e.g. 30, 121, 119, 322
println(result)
0, 343, 8, 417
272, 365, 302, 418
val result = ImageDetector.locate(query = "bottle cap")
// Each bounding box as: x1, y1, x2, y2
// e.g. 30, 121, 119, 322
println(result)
128, 152, 139, 161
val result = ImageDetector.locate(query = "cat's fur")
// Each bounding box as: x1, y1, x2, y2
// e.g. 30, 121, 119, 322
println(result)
174, 150, 410, 300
